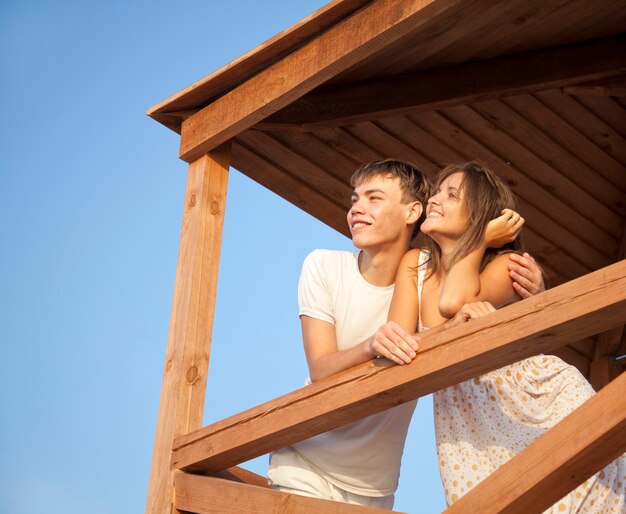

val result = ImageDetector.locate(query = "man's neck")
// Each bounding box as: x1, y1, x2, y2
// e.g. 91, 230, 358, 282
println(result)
358, 243, 409, 287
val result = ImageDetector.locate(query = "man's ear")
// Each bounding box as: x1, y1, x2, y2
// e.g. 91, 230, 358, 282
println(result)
406, 201, 423, 224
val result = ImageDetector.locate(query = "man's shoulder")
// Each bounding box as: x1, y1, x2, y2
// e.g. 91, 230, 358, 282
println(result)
300, 250, 357, 284
304, 249, 356, 266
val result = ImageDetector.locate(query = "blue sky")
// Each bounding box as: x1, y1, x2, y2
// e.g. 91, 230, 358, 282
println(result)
0, 1, 445, 512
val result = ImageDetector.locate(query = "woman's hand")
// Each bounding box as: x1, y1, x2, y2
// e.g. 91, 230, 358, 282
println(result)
450, 301, 496, 328
484, 209, 524, 248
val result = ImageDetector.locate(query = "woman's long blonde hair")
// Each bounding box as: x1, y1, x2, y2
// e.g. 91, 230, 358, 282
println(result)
424, 161, 526, 279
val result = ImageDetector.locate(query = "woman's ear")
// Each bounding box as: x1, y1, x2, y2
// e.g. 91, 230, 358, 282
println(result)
406, 201, 423, 224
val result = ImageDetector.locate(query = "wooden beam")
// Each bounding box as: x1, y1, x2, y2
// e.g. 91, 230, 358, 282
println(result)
174, 473, 396, 514
444, 371, 626, 514
212, 466, 270, 488
260, 35, 626, 128
145, 145, 230, 514
147, 0, 372, 133
563, 74, 626, 97
178, 0, 465, 162
171, 260, 626, 474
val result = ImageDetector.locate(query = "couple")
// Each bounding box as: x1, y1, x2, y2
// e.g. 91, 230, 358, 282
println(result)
267, 159, 625, 512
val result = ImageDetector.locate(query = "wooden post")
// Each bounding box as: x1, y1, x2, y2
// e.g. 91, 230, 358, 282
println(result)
146, 144, 231, 514
590, 325, 624, 390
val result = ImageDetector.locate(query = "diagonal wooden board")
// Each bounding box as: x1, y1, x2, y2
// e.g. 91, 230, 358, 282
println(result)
171, 260, 626, 473
445, 371, 626, 513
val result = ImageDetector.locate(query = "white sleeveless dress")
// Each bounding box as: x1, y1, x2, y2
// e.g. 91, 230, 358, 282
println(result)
415, 250, 626, 512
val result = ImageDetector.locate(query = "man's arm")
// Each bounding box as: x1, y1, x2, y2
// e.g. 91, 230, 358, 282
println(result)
508, 252, 545, 298
302, 316, 418, 382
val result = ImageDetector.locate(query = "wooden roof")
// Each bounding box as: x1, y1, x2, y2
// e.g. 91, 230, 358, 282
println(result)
148, 0, 626, 379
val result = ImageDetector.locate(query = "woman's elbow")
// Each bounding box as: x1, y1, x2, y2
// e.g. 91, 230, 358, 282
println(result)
439, 297, 465, 319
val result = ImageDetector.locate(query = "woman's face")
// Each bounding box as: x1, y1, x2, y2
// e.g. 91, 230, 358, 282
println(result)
421, 171, 468, 242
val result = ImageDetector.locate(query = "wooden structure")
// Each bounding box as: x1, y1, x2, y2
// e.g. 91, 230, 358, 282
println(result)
146, 1, 626, 512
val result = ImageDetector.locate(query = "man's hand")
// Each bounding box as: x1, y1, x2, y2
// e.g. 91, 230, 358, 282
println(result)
368, 321, 419, 365
508, 252, 545, 299
485, 209, 524, 248
449, 301, 496, 328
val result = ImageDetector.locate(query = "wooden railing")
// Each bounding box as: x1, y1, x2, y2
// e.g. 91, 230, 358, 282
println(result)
168, 259, 626, 513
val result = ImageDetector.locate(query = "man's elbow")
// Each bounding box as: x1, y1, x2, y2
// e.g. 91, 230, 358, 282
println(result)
308, 364, 329, 383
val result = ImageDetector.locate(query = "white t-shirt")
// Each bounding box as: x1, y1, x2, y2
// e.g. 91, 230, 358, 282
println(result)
292, 249, 417, 496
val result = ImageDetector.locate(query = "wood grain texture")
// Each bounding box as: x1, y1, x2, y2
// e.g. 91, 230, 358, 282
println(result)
171, 260, 626, 474
212, 466, 270, 488
147, 0, 372, 132
145, 146, 230, 514
262, 36, 626, 128
178, 0, 458, 162
444, 371, 626, 514
175, 473, 397, 514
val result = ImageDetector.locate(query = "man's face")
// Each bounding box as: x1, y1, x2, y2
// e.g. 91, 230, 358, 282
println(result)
347, 174, 411, 252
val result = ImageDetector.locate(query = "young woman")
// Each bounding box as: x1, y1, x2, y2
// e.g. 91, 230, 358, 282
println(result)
388, 162, 625, 513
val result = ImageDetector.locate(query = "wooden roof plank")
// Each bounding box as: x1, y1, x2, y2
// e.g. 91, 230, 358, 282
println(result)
231, 140, 349, 237
408, 110, 618, 261
471, 99, 626, 219
502, 94, 626, 192
412, 0, 575, 71
368, 0, 536, 77
178, 0, 459, 162
442, 103, 622, 238
313, 126, 405, 167
171, 260, 626, 473
518, 229, 586, 285
535, 89, 626, 166
336, 0, 520, 82
175, 473, 396, 514
257, 129, 363, 179
373, 116, 608, 275
343, 122, 441, 174
237, 130, 352, 207
262, 36, 626, 128
444, 370, 626, 514
147, 0, 372, 132
491, 0, 626, 58
570, 94, 626, 139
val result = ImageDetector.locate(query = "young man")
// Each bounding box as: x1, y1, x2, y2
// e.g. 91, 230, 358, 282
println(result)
267, 159, 544, 508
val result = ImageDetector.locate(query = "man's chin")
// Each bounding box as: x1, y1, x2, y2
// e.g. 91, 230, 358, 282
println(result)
352, 235, 375, 252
